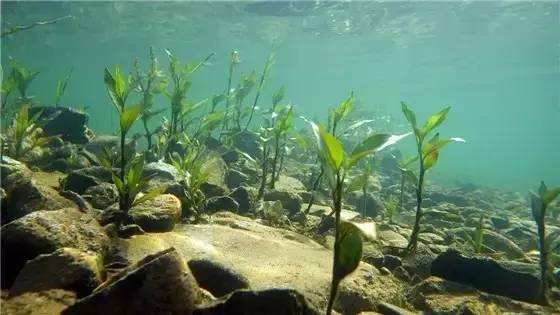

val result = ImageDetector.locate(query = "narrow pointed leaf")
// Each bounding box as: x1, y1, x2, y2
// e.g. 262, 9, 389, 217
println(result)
420, 106, 451, 137
133, 186, 165, 206
543, 187, 560, 206
120, 103, 143, 133
401, 102, 417, 129
346, 173, 369, 193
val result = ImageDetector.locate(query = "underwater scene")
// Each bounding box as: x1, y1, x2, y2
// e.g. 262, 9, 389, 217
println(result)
1, 1, 559, 314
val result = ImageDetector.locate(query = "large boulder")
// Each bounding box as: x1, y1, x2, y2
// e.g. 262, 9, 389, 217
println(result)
119, 213, 404, 313
30, 106, 90, 144
194, 288, 320, 315
9, 248, 104, 298
128, 194, 182, 232
347, 191, 385, 218
1, 161, 75, 222
430, 249, 544, 304
188, 258, 250, 297
62, 247, 198, 315
1, 208, 110, 288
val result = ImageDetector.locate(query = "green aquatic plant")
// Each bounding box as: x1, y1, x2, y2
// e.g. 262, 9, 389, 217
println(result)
269, 104, 294, 188
165, 49, 214, 137
131, 47, 168, 151
10, 59, 39, 100
2, 104, 49, 159
306, 93, 354, 214
400, 102, 464, 253
257, 126, 273, 200
464, 215, 485, 254
104, 65, 162, 221
221, 50, 241, 136
530, 181, 560, 305
230, 72, 257, 131
384, 194, 399, 224
345, 162, 372, 217
169, 136, 209, 217
310, 120, 408, 314
245, 52, 274, 130
54, 67, 73, 106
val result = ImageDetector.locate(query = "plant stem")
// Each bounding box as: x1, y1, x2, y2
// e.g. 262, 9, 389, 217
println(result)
244, 60, 268, 131
269, 133, 281, 189
326, 172, 343, 315
305, 166, 324, 214
258, 145, 269, 200
221, 52, 236, 136
406, 142, 425, 253
362, 186, 367, 217
536, 210, 548, 304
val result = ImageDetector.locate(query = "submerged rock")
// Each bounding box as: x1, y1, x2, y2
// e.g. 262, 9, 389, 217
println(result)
231, 130, 261, 158
1, 208, 109, 288
1, 165, 75, 222
2, 289, 77, 315
119, 214, 404, 312
430, 249, 544, 304
204, 196, 239, 213
128, 194, 182, 232
62, 247, 198, 315
188, 258, 250, 297
82, 183, 118, 210
61, 166, 113, 195
9, 248, 104, 298
225, 169, 249, 189
30, 106, 90, 144
142, 161, 179, 182
264, 190, 303, 214
409, 276, 549, 314
194, 288, 320, 315
229, 186, 256, 214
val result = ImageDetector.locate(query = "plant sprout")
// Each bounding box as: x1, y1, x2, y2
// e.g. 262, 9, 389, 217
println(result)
400, 102, 464, 253
530, 181, 560, 305
310, 118, 409, 314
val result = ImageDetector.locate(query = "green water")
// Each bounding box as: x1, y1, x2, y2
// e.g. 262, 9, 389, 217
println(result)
1, 1, 558, 190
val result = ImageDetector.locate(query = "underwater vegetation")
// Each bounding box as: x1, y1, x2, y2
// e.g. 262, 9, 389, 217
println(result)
0, 41, 559, 314
399, 103, 464, 253
530, 182, 560, 305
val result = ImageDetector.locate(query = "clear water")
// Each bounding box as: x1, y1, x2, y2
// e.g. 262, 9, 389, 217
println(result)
1, 1, 559, 190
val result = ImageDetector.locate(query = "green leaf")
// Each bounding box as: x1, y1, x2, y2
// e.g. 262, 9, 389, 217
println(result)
272, 86, 285, 106
334, 221, 363, 281
420, 106, 451, 138
133, 186, 165, 206
346, 173, 369, 193
401, 102, 417, 129
112, 173, 124, 195
346, 133, 410, 170
530, 191, 544, 223
401, 168, 418, 184
422, 135, 465, 171
543, 187, 560, 206
334, 94, 354, 124
120, 102, 143, 133
423, 133, 441, 170
311, 122, 344, 172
